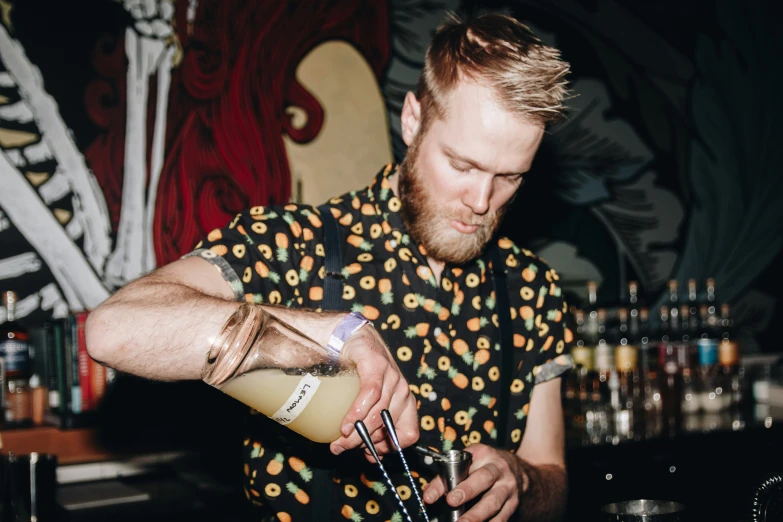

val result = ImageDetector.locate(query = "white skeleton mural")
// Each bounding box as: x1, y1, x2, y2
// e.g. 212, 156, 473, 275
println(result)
0, 0, 779, 353
0, 0, 194, 322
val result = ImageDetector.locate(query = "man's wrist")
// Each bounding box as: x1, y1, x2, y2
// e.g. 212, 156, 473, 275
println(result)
326, 312, 372, 355
515, 456, 533, 495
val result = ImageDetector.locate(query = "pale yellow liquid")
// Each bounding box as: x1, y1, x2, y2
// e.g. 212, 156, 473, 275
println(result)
219, 368, 360, 443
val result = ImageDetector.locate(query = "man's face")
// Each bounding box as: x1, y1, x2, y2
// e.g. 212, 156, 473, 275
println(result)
398, 80, 544, 265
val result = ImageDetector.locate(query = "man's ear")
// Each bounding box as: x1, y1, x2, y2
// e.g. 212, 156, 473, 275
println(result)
400, 91, 422, 147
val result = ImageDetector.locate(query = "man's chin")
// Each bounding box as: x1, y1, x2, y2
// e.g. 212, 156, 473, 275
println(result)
423, 237, 490, 265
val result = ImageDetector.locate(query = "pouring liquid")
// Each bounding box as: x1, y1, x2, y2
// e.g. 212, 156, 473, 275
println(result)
219, 368, 360, 443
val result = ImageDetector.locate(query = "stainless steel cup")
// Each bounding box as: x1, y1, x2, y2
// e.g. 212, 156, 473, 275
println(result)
435, 450, 472, 522
602, 499, 686, 521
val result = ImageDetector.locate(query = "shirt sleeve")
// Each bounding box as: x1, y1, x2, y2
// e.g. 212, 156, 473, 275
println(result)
182, 204, 324, 306
531, 265, 574, 385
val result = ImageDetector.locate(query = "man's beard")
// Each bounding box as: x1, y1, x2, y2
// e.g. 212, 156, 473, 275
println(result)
397, 139, 510, 265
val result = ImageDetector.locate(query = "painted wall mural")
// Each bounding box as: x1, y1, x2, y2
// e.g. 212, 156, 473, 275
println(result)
0, 1, 780, 352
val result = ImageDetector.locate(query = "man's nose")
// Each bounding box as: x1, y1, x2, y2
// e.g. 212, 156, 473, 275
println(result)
462, 175, 493, 215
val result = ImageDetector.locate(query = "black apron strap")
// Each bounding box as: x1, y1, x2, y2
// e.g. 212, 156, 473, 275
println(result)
490, 244, 514, 450
312, 204, 344, 520
318, 204, 344, 313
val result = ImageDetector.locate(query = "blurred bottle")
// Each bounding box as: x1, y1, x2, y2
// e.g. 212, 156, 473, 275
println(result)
591, 309, 612, 442
696, 338, 723, 413
658, 305, 682, 438
639, 307, 661, 415
687, 279, 701, 341
718, 303, 743, 410
585, 281, 599, 344
569, 310, 593, 429
1, 291, 31, 381
1, 291, 32, 427
613, 308, 637, 440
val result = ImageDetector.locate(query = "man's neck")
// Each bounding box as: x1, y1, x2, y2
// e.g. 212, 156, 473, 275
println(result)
389, 170, 445, 285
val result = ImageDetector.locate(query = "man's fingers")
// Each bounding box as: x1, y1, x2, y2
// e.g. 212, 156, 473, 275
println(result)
488, 497, 519, 522
393, 395, 420, 448
447, 465, 499, 506
340, 351, 400, 433
333, 367, 398, 454
340, 376, 382, 435
422, 475, 447, 504
458, 488, 511, 522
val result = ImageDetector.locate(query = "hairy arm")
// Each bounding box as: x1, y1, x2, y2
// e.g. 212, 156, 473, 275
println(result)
86, 256, 418, 453
515, 377, 568, 521
85, 256, 344, 381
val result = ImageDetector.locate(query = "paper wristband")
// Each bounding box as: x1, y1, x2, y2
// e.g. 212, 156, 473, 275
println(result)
326, 312, 371, 355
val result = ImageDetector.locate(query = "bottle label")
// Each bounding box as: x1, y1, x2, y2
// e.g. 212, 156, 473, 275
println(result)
0, 339, 30, 373
697, 339, 718, 366
271, 373, 321, 425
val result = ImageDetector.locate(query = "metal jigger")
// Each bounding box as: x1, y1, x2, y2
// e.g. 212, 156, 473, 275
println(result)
435, 450, 472, 522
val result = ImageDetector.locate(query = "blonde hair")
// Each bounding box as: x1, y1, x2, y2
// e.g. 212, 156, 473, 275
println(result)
417, 12, 571, 130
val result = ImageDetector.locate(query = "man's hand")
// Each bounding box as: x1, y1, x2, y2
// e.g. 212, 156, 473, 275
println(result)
422, 444, 527, 522
329, 325, 419, 457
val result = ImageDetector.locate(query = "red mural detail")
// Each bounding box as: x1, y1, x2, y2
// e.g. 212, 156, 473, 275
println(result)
83, 0, 390, 267
84, 32, 161, 233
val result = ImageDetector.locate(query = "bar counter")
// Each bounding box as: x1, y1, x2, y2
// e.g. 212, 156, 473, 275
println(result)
563, 403, 783, 521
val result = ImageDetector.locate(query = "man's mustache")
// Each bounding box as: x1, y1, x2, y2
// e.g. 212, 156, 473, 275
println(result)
446, 212, 498, 228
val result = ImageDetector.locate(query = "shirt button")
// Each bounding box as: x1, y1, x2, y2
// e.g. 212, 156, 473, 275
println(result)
433, 327, 442, 337
390, 239, 398, 248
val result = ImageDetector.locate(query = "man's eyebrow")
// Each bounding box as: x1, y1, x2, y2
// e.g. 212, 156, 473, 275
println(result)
442, 145, 525, 176
443, 145, 488, 171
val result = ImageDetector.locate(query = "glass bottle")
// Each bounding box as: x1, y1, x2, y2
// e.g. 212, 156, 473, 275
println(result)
687, 279, 700, 340
639, 307, 661, 414
658, 305, 682, 438
569, 310, 592, 430
202, 303, 360, 443
668, 279, 680, 309
717, 304, 742, 410
585, 281, 599, 344
628, 281, 640, 340
613, 309, 637, 440
590, 308, 611, 442
1, 291, 32, 381
696, 338, 722, 413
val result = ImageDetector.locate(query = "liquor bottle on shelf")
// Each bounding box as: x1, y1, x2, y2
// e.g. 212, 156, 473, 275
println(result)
627, 281, 641, 344
705, 277, 717, 304
717, 304, 743, 410
720, 303, 734, 341
570, 310, 594, 408
699, 305, 712, 340
1, 290, 33, 427
696, 337, 723, 413
564, 309, 585, 426
658, 305, 682, 437
613, 308, 637, 440
659, 305, 670, 343
585, 281, 600, 345
679, 304, 692, 343
672, 308, 699, 415
687, 279, 701, 340
704, 278, 719, 331
638, 307, 661, 416
590, 308, 612, 442
668, 279, 680, 307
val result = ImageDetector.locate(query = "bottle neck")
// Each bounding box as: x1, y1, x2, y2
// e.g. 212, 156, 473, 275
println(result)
4, 292, 16, 323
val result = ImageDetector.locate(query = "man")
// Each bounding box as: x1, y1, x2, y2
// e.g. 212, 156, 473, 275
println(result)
86, 12, 573, 522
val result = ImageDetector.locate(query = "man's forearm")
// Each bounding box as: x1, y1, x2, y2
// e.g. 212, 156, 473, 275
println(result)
86, 276, 344, 382
517, 459, 567, 522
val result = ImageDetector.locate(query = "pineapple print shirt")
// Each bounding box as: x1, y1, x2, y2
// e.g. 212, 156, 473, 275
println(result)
186, 164, 574, 522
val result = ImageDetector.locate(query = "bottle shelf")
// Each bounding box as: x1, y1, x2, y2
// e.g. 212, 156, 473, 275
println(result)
0, 425, 114, 464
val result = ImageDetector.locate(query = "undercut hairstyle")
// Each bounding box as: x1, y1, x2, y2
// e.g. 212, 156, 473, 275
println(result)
417, 12, 571, 131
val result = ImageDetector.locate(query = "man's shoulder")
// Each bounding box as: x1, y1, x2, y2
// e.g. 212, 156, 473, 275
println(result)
494, 237, 561, 283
